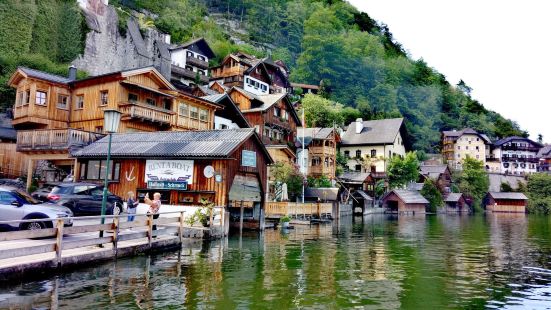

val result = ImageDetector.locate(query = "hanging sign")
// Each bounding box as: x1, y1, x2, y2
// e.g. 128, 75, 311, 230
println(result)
241, 150, 257, 167
145, 160, 194, 184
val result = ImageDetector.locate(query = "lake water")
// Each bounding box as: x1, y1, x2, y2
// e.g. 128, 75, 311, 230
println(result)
1, 214, 550, 309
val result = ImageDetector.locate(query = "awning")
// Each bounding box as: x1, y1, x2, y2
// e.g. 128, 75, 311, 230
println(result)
229, 175, 262, 202
120, 80, 175, 98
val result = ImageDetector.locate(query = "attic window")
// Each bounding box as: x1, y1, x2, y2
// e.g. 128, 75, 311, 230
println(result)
35, 91, 47, 106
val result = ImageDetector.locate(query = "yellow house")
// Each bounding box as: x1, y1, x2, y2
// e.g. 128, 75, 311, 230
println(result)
441, 128, 491, 170
339, 118, 407, 173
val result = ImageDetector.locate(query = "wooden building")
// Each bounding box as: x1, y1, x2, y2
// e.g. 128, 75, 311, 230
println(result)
72, 129, 273, 229
419, 165, 452, 194
484, 192, 528, 213
297, 127, 339, 180
8, 66, 224, 188
228, 87, 300, 164
382, 189, 428, 214
444, 193, 468, 213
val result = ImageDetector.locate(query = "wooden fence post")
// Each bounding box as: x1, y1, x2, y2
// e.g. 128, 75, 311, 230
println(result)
55, 219, 64, 268
178, 211, 184, 245
147, 214, 153, 249
112, 216, 119, 257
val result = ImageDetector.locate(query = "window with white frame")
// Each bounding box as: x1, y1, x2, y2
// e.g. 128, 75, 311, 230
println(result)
57, 94, 69, 109
75, 95, 84, 109
35, 91, 47, 105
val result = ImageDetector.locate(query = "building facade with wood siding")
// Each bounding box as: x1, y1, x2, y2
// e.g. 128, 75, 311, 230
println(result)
72, 129, 273, 229
296, 127, 339, 180
382, 189, 428, 214
484, 192, 528, 213
8, 66, 222, 188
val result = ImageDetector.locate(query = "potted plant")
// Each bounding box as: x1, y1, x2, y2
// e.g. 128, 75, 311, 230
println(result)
197, 198, 214, 227
280, 215, 291, 228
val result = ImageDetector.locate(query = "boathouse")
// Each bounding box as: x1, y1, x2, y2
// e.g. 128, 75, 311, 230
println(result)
382, 189, 428, 214
484, 192, 528, 213
71, 128, 273, 229
444, 193, 468, 213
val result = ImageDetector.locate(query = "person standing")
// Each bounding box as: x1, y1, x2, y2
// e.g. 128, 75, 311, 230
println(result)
144, 192, 161, 233
127, 191, 139, 222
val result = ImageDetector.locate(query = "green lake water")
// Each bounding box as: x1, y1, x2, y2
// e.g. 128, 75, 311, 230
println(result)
1, 214, 550, 309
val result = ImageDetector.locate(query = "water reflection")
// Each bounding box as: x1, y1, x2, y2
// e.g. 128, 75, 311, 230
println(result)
0, 214, 550, 309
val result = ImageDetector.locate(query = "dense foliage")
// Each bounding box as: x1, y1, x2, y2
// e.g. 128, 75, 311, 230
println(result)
0, 0, 527, 153
454, 157, 489, 211
387, 152, 419, 189
270, 162, 304, 200
421, 179, 443, 213
526, 173, 551, 214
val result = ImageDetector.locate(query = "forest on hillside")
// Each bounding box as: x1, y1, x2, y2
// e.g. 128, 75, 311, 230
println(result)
0, 0, 527, 152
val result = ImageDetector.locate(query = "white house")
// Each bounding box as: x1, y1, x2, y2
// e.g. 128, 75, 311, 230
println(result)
170, 38, 214, 86
491, 136, 542, 175
201, 93, 251, 130
339, 118, 407, 173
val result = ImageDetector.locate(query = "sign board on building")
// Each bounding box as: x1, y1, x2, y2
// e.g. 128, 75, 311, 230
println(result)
145, 160, 194, 184
241, 150, 256, 167
147, 181, 188, 190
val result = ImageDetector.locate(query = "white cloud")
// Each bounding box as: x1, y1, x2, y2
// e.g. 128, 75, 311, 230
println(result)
348, 0, 551, 142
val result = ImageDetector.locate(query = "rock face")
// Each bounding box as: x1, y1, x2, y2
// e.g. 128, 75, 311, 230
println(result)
72, 0, 171, 78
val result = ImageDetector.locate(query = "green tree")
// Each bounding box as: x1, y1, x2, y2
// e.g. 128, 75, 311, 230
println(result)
420, 179, 443, 213
456, 157, 489, 211
270, 162, 304, 199
500, 182, 513, 192
387, 152, 420, 189
300, 94, 343, 127
526, 173, 551, 214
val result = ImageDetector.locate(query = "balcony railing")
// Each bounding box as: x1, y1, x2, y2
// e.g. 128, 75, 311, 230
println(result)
175, 116, 210, 130
17, 129, 104, 152
502, 156, 539, 163
171, 66, 209, 83
186, 57, 209, 69
309, 146, 336, 156
118, 102, 174, 125
501, 145, 540, 152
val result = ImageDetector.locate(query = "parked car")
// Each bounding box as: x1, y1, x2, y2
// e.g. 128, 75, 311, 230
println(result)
31, 182, 60, 202
48, 183, 124, 216
0, 186, 73, 231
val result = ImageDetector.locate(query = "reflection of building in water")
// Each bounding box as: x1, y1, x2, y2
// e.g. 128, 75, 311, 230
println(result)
487, 213, 529, 270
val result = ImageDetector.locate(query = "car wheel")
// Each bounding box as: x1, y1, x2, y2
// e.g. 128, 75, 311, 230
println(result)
24, 221, 46, 231
111, 202, 122, 216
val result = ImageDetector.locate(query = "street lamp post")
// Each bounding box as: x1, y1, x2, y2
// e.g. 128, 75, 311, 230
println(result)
99, 109, 122, 238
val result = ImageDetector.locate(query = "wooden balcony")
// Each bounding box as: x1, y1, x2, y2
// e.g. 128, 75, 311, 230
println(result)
309, 146, 336, 157
175, 116, 210, 130
502, 156, 539, 163
118, 102, 174, 125
186, 56, 209, 69
171, 66, 209, 83
309, 165, 335, 178
17, 129, 104, 153
501, 145, 540, 152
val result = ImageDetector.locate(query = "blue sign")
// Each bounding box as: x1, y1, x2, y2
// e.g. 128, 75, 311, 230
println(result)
242, 150, 257, 167
147, 181, 188, 190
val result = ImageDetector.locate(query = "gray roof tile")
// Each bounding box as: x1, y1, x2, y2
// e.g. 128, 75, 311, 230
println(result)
386, 189, 429, 204
19, 67, 71, 84
487, 192, 528, 200
341, 118, 404, 145
420, 165, 449, 176
444, 193, 464, 202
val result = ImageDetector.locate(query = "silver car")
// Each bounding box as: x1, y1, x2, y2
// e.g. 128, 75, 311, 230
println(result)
0, 186, 73, 231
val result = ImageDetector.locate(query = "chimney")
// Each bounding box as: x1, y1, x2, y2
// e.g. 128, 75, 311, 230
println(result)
164, 34, 171, 44
68, 65, 77, 81
355, 118, 363, 134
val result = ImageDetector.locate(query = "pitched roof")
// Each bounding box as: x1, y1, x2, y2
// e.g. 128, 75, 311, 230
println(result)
420, 165, 449, 176
537, 145, 551, 158
487, 192, 528, 200
304, 187, 339, 201
407, 182, 424, 191
297, 128, 334, 147
493, 136, 542, 148
352, 190, 373, 201
72, 129, 271, 162
444, 193, 464, 202
341, 118, 404, 146
244, 93, 287, 112
385, 189, 429, 204
442, 128, 491, 143
201, 94, 226, 103
198, 85, 218, 96
170, 37, 215, 58
201, 93, 251, 128
338, 172, 370, 183
16, 67, 72, 85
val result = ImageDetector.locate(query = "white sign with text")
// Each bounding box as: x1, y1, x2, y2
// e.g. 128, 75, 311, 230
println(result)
145, 160, 194, 184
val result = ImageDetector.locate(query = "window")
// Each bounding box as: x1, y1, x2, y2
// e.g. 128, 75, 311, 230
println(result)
344, 151, 350, 158
128, 93, 138, 103
35, 91, 47, 105
198, 55, 206, 61
75, 95, 84, 109
198, 70, 205, 76
99, 90, 108, 106
355, 165, 362, 172
246, 78, 251, 85
220, 124, 228, 129
261, 84, 267, 91
476, 146, 480, 151
199, 108, 208, 121
82, 160, 120, 181
370, 149, 376, 158
389, 150, 391, 158
457, 146, 461, 150
57, 94, 69, 109
457, 154, 461, 158
25, 89, 30, 105
162, 98, 171, 110
186, 51, 193, 57
179, 103, 189, 117
274, 107, 279, 117
190, 106, 199, 119
466, 146, 469, 150
146, 98, 156, 106
17, 92, 23, 106
356, 150, 361, 158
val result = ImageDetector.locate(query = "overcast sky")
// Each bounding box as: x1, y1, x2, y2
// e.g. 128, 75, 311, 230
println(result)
349, 0, 550, 142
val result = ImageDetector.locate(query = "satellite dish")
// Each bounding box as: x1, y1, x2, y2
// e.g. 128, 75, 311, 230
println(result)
203, 165, 215, 178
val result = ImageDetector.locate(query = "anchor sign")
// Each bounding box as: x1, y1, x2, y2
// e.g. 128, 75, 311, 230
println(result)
125, 166, 136, 181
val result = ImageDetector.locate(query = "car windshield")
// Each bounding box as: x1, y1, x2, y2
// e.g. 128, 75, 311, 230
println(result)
13, 190, 40, 204
51, 186, 72, 195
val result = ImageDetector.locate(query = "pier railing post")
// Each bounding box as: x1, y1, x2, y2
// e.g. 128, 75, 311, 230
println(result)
112, 216, 119, 257
178, 211, 184, 245
55, 219, 64, 268
147, 214, 153, 248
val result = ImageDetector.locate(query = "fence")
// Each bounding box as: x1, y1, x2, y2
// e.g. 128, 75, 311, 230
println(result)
265, 202, 333, 219
0, 208, 226, 269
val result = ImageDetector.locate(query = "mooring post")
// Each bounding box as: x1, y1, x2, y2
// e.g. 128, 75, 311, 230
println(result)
147, 214, 153, 249
178, 211, 184, 245
112, 216, 119, 257
55, 219, 64, 268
